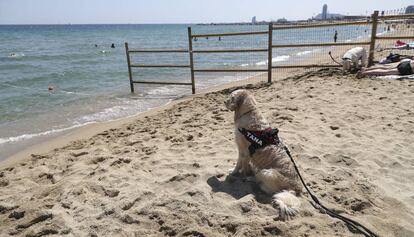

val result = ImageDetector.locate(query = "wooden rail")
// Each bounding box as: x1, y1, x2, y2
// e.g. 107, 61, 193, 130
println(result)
188, 27, 196, 94
191, 30, 268, 38
272, 20, 370, 30
193, 48, 267, 53
132, 81, 192, 85
368, 11, 379, 66
272, 65, 341, 69
267, 23, 273, 82
194, 69, 268, 72
272, 41, 371, 48
125, 43, 134, 93
128, 49, 188, 53
130, 64, 190, 68
379, 13, 414, 20
375, 36, 414, 40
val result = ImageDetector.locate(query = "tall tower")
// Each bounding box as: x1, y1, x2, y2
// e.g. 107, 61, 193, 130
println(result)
322, 4, 328, 20
252, 16, 257, 24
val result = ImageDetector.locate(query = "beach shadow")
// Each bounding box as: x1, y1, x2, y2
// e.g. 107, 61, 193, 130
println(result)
207, 174, 272, 204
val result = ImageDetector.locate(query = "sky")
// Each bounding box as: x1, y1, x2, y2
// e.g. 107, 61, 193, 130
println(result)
0, 0, 412, 24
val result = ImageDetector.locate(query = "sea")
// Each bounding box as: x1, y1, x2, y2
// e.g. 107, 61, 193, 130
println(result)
0, 23, 387, 160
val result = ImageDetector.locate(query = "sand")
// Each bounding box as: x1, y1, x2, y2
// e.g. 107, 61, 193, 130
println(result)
1, 68, 414, 237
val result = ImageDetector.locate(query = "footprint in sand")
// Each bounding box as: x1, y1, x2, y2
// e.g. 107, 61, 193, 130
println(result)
323, 154, 358, 167
168, 173, 199, 183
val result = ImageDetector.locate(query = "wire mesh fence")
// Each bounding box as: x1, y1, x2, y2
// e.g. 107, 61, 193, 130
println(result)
125, 11, 414, 94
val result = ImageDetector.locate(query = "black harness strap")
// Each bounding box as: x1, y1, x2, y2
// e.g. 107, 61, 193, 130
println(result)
238, 127, 378, 237
238, 127, 279, 155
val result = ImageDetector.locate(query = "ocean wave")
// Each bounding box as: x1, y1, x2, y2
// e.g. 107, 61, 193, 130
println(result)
296, 50, 312, 56
0, 122, 95, 145
255, 55, 290, 66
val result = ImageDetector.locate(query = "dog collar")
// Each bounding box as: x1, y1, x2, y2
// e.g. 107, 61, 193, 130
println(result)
236, 108, 256, 121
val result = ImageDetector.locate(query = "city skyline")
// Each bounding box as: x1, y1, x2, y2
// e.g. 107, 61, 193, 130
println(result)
0, 0, 413, 24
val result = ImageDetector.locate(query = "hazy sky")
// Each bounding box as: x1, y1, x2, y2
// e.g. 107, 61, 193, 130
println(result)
0, 0, 412, 24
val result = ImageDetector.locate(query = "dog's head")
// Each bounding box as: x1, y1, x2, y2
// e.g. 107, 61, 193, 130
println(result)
225, 89, 257, 113
342, 59, 352, 71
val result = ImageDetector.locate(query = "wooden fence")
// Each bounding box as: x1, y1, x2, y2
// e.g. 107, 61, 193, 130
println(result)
125, 11, 414, 94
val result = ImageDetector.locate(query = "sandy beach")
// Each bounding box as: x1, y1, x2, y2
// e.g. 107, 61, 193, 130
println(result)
1, 67, 413, 236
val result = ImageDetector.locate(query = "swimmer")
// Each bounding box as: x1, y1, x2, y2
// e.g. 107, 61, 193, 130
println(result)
48, 85, 54, 92
111, 43, 115, 48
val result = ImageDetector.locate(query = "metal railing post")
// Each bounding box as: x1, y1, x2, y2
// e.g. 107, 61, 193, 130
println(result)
125, 42, 134, 93
368, 11, 379, 67
188, 27, 196, 94
268, 23, 273, 83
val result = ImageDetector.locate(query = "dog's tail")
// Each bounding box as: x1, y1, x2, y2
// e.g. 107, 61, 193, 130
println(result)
272, 190, 301, 220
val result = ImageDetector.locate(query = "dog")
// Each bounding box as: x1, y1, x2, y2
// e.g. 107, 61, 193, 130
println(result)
342, 47, 367, 71
225, 89, 302, 220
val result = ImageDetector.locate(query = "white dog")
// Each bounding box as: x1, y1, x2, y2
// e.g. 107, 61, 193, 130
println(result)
342, 47, 367, 71
225, 89, 302, 220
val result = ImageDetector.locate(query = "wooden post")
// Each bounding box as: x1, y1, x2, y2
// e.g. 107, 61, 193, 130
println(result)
368, 11, 379, 67
268, 23, 273, 83
188, 27, 196, 94
125, 42, 134, 93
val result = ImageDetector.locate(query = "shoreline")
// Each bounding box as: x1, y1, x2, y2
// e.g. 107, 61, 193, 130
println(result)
0, 72, 268, 168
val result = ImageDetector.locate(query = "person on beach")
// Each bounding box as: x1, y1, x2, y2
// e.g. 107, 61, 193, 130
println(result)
357, 59, 414, 78
334, 30, 338, 43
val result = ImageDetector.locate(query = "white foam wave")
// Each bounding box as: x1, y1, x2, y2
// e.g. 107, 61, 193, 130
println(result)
296, 51, 312, 56
255, 55, 290, 66
273, 55, 290, 62
147, 86, 175, 95
0, 122, 95, 145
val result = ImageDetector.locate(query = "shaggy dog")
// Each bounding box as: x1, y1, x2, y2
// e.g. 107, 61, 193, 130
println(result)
342, 47, 367, 71
225, 89, 302, 220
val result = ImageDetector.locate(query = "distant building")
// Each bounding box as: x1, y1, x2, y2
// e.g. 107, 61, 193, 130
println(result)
252, 16, 257, 24
406, 6, 414, 14
314, 12, 344, 20
322, 4, 328, 20
276, 18, 288, 23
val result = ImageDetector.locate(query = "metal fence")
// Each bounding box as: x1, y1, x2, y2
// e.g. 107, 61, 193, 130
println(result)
125, 11, 414, 94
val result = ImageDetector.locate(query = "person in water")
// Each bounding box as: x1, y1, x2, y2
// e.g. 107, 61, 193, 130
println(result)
111, 43, 115, 48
